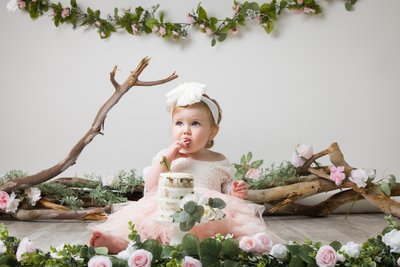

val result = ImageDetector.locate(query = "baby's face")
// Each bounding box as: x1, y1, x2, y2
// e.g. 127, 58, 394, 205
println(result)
172, 106, 215, 154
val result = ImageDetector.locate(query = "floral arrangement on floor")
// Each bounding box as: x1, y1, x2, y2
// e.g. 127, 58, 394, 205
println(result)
6, 0, 358, 46
0, 169, 143, 218
1, 216, 399, 266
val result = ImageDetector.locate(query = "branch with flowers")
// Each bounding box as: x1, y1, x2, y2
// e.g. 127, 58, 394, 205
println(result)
0, 215, 399, 266
234, 143, 400, 218
7, 0, 358, 46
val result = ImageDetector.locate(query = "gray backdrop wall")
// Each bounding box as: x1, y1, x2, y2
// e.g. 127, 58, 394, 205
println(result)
1, 0, 399, 193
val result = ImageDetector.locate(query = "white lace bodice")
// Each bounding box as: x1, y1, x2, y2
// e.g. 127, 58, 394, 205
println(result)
143, 149, 235, 194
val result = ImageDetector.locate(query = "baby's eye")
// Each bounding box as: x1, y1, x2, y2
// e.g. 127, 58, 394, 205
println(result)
192, 121, 200, 127
175, 121, 183, 126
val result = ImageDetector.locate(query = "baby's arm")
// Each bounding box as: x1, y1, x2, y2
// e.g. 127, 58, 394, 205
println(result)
230, 180, 249, 199
144, 141, 188, 192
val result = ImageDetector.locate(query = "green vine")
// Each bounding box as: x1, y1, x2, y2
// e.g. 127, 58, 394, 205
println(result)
8, 0, 358, 46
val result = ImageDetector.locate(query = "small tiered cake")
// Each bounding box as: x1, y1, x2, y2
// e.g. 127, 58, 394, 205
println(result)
157, 172, 194, 221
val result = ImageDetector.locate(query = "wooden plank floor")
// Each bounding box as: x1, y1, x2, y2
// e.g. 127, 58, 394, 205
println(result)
0, 213, 391, 250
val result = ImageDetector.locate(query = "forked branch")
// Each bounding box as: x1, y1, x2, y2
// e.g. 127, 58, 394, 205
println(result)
0, 57, 178, 193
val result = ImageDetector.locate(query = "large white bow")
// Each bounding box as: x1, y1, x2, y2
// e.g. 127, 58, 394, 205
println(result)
166, 82, 206, 111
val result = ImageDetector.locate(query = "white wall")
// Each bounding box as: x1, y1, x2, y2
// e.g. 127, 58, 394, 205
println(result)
1, 0, 399, 187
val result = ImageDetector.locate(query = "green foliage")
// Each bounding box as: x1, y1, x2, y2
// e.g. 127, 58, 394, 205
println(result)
1, 217, 400, 267
233, 152, 300, 190
0, 170, 28, 185
113, 169, 144, 194
60, 196, 84, 210
13, 0, 356, 46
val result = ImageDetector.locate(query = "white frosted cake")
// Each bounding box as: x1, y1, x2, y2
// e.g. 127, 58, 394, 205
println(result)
157, 172, 194, 221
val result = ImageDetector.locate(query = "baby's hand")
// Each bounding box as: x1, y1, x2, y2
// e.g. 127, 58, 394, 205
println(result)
165, 141, 189, 163
231, 180, 249, 199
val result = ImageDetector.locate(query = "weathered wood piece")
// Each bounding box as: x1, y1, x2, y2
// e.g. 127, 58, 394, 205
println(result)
0, 57, 177, 193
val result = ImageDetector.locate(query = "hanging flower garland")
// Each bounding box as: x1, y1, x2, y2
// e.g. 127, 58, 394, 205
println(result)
7, 0, 358, 46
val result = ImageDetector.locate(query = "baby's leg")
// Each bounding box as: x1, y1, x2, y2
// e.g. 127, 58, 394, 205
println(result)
90, 230, 129, 254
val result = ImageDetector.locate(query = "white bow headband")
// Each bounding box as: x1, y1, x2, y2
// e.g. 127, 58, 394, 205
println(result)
166, 82, 220, 124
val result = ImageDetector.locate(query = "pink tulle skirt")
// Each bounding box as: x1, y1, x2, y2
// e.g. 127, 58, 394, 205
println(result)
89, 187, 281, 244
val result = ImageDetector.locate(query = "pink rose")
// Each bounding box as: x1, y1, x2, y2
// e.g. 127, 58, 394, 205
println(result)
18, 1, 26, 9
239, 236, 256, 252
304, 7, 316, 14
187, 15, 194, 24
61, 7, 70, 19
0, 191, 9, 210
255, 15, 261, 23
253, 232, 273, 254
16, 238, 36, 262
182, 256, 202, 267
330, 166, 346, 185
291, 153, 306, 167
88, 255, 112, 267
316, 245, 337, 267
230, 28, 239, 35
232, 4, 240, 16
159, 27, 166, 36
245, 168, 262, 180
131, 24, 139, 34
128, 249, 153, 267
205, 27, 213, 36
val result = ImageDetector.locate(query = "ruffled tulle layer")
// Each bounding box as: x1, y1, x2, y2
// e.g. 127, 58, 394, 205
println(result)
89, 187, 282, 244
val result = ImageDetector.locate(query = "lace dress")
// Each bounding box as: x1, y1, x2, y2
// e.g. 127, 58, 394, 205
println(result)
90, 150, 280, 244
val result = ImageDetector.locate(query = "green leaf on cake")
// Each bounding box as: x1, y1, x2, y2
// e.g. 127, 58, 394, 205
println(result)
180, 217, 196, 231
184, 201, 198, 214
208, 198, 226, 209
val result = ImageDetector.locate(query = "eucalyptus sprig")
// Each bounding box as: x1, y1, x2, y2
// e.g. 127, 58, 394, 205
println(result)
8, 0, 356, 46
173, 197, 226, 231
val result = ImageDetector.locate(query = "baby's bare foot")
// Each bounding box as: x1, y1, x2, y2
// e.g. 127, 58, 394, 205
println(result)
89, 230, 128, 254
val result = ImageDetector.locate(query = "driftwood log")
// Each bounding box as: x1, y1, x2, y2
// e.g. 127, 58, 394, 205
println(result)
0, 57, 177, 221
247, 142, 400, 218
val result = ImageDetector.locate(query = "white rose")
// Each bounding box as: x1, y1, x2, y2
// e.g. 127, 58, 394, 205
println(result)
349, 169, 368, 188
202, 205, 216, 221
6, 0, 18, 13
117, 241, 137, 260
16, 238, 36, 261
295, 144, 313, 160
337, 242, 361, 262
214, 209, 224, 220
0, 240, 6, 253
101, 175, 118, 187
270, 244, 288, 259
26, 187, 41, 206
6, 192, 19, 213
50, 243, 65, 259
382, 229, 400, 253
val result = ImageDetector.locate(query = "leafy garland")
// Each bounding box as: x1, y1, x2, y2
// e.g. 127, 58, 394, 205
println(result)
7, 0, 358, 46
0, 216, 399, 266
